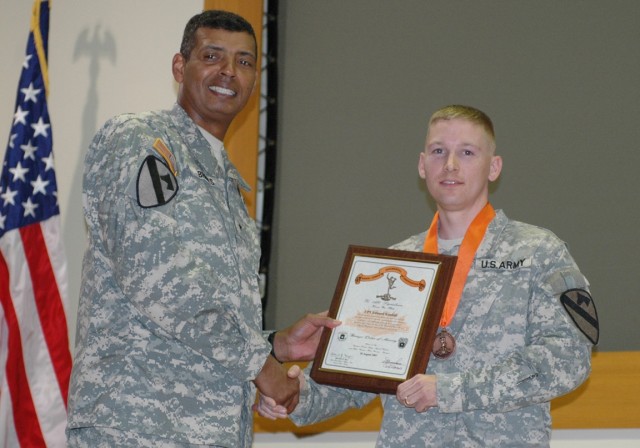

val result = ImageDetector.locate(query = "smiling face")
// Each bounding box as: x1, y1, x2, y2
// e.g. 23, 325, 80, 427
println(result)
173, 27, 257, 140
419, 117, 502, 216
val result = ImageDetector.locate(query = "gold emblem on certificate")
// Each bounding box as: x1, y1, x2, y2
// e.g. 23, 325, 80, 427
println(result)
311, 245, 456, 394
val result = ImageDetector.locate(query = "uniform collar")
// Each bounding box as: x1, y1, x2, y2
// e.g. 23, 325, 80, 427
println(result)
169, 103, 251, 192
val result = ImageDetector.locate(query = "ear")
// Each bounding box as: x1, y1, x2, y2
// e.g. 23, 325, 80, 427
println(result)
488, 155, 502, 182
418, 151, 427, 179
172, 53, 185, 84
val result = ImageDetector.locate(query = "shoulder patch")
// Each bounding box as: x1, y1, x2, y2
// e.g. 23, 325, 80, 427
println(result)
137, 155, 178, 208
560, 289, 599, 345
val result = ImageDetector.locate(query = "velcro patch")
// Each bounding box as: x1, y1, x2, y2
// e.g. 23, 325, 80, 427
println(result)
152, 138, 177, 176
476, 257, 532, 270
560, 289, 599, 345
137, 155, 178, 208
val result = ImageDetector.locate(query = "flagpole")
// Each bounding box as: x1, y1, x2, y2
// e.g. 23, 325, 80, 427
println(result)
31, 0, 49, 98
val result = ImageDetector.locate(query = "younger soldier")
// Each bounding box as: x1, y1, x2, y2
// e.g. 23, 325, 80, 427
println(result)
257, 105, 597, 447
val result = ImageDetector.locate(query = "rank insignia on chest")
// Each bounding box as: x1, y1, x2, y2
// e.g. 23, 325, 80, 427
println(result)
560, 288, 599, 345
152, 137, 177, 176
136, 155, 179, 208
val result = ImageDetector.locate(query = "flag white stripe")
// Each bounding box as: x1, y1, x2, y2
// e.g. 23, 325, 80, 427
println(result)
40, 216, 70, 321
40, 215, 69, 323
0, 387, 20, 448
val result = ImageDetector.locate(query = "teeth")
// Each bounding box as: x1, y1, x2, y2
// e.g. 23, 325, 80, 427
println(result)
209, 86, 236, 96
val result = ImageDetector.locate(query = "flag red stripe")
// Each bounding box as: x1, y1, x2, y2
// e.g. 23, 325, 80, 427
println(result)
19, 223, 71, 407
0, 250, 47, 447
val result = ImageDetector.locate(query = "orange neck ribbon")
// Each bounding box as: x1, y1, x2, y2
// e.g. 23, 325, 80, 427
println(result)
423, 203, 495, 328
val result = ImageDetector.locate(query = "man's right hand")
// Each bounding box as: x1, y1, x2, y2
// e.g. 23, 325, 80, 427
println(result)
254, 364, 305, 419
253, 356, 300, 413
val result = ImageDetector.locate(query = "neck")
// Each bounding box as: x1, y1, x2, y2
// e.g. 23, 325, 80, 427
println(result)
177, 99, 230, 141
197, 124, 224, 145
200, 122, 228, 142
437, 204, 488, 239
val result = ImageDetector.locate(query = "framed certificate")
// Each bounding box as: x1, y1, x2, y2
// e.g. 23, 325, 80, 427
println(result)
310, 245, 456, 394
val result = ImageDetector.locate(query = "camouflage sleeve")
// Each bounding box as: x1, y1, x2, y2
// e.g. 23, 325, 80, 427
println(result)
84, 116, 268, 383
437, 241, 594, 414
289, 369, 377, 426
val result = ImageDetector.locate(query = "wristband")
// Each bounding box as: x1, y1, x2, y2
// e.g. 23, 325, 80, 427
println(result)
267, 331, 282, 363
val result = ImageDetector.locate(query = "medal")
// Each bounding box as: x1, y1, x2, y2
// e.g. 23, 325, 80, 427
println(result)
432, 329, 456, 359
424, 203, 496, 361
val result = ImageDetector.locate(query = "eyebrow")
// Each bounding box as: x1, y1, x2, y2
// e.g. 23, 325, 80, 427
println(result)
427, 140, 483, 150
203, 44, 256, 59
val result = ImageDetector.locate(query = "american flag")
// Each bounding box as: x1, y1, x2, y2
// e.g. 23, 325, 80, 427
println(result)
0, 1, 72, 446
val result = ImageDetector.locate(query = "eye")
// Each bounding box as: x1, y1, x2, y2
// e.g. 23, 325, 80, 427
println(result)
460, 148, 476, 157
238, 57, 255, 68
204, 51, 221, 62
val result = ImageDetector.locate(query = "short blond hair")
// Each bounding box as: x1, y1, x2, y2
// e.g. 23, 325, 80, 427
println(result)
429, 105, 496, 146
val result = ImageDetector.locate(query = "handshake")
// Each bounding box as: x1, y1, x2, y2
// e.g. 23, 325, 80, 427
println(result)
251, 312, 438, 420
252, 312, 340, 415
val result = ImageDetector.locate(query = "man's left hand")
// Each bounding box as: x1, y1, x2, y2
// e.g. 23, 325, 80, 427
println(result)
272, 311, 341, 362
396, 374, 438, 413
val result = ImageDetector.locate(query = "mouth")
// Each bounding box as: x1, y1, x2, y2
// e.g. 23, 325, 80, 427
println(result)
209, 85, 237, 97
441, 179, 462, 185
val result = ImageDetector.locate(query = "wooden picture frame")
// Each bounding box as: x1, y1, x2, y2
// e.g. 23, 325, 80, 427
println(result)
311, 245, 456, 394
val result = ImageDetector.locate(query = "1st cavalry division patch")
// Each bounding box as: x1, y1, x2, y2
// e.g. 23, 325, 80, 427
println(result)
137, 155, 178, 208
560, 289, 599, 345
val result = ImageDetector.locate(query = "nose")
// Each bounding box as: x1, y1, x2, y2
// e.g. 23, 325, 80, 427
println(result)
220, 58, 237, 78
444, 153, 459, 172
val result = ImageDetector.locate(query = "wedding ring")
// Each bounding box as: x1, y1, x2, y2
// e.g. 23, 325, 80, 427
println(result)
404, 397, 410, 406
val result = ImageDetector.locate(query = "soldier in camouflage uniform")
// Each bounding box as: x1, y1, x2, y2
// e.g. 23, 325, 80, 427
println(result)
257, 105, 597, 447
67, 10, 337, 448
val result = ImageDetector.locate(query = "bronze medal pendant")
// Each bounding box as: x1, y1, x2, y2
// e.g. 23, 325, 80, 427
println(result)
432, 330, 456, 359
